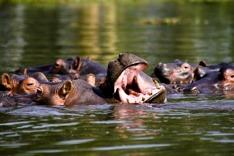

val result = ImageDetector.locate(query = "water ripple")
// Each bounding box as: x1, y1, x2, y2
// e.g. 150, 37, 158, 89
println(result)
27, 149, 65, 154
206, 131, 234, 137
33, 122, 79, 129
91, 144, 171, 151
0, 121, 31, 126
0, 143, 28, 148
91, 120, 126, 124
56, 139, 94, 145
214, 139, 234, 143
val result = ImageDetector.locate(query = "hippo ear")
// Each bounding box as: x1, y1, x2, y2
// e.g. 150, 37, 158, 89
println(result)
193, 67, 200, 81
1, 73, 13, 90
23, 68, 29, 77
193, 66, 206, 81
73, 56, 83, 71
58, 80, 73, 99
198, 60, 207, 67
54, 58, 65, 69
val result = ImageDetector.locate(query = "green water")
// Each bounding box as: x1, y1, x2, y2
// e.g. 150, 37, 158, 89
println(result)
0, 1, 234, 155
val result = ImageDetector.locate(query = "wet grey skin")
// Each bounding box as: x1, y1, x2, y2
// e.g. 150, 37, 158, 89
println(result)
101, 53, 166, 104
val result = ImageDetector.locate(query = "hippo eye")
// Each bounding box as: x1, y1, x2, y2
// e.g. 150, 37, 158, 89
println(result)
26, 83, 34, 86
231, 75, 234, 79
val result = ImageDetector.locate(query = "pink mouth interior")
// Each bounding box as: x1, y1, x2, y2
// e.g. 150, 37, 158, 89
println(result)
114, 64, 162, 103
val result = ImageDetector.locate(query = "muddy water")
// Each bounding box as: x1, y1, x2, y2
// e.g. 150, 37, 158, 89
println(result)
0, 1, 234, 155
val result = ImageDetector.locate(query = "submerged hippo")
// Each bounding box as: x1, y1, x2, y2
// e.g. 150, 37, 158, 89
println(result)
0, 70, 49, 95
15, 56, 106, 78
52, 56, 106, 76
100, 53, 166, 104
35, 79, 106, 106
183, 63, 234, 94
152, 59, 194, 85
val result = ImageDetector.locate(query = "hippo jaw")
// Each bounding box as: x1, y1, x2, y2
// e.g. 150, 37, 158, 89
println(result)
35, 81, 73, 106
113, 64, 166, 104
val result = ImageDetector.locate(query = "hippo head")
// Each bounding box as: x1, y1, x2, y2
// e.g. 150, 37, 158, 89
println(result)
154, 60, 194, 84
1, 73, 40, 95
105, 53, 166, 104
18, 77, 40, 95
35, 79, 105, 106
35, 81, 73, 106
219, 66, 234, 91
51, 57, 82, 78
52, 58, 73, 74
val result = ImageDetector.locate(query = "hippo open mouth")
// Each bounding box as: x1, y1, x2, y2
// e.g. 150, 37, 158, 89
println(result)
113, 63, 166, 104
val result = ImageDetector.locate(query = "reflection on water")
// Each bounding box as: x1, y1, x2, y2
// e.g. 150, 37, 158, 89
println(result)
0, 99, 234, 155
0, 1, 234, 72
0, 1, 234, 155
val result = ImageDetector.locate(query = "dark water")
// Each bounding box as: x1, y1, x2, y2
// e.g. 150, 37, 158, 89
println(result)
0, 1, 234, 155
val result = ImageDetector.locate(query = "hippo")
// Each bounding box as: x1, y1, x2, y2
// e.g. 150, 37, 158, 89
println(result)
34, 79, 106, 106
193, 62, 231, 81
0, 72, 48, 95
183, 63, 234, 94
100, 53, 166, 104
15, 56, 106, 79
152, 59, 194, 85
51, 56, 106, 77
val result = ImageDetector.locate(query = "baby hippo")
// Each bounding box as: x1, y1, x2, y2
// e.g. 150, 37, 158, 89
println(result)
153, 59, 194, 84
35, 79, 106, 106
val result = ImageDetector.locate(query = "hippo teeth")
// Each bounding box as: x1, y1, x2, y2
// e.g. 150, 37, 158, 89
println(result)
114, 71, 165, 104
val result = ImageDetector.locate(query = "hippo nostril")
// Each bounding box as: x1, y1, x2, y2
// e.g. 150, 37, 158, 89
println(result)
183, 65, 189, 69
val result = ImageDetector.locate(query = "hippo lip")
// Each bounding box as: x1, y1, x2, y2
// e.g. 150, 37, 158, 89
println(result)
113, 64, 166, 104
